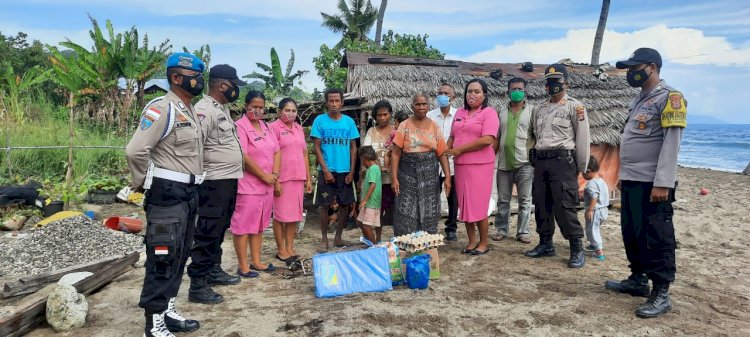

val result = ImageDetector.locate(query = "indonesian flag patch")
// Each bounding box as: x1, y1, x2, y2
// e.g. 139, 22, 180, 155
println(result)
154, 246, 169, 255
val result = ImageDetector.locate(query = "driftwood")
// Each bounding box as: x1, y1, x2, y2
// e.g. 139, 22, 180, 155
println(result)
2, 255, 124, 298
0, 251, 139, 337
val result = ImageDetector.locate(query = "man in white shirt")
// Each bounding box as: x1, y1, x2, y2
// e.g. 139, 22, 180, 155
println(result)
427, 83, 458, 242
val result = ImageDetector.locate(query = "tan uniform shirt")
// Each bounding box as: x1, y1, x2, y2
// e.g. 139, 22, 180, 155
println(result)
126, 90, 204, 189
531, 93, 591, 173
195, 95, 243, 180
620, 80, 686, 188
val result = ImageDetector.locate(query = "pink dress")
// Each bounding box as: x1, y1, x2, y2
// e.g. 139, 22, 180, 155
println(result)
231, 117, 279, 235
269, 120, 307, 222
450, 106, 500, 222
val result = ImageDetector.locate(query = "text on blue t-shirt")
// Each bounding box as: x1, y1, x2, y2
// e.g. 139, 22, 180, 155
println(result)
310, 113, 360, 173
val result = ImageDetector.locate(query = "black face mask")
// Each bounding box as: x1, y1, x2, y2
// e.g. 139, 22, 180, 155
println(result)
627, 67, 651, 87
223, 83, 240, 103
546, 80, 564, 96
179, 73, 204, 96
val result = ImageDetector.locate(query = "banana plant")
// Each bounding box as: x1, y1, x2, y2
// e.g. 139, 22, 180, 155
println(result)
0, 63, 49, 123
244, 48, 308, 97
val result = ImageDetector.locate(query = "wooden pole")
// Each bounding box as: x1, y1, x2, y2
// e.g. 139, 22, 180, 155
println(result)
64, 92, 74, 210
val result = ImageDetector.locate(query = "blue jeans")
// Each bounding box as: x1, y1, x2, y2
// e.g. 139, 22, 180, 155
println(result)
494, 163, 533, 237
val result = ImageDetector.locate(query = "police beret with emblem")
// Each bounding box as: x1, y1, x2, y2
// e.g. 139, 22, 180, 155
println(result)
166, 52, 205, 72
616, 48, 662, 69
209, 64, 247, 86
544, 64, 568, 80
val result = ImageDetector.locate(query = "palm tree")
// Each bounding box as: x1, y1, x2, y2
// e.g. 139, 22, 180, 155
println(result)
244, 48, 308, 97
374, 0, 387, 45
591, 0, 611, 65
321, 0, 378, 48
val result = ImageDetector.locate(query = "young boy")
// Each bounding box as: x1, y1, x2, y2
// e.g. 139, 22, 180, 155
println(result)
583, 156, 609, 260
357, 146, 382, 243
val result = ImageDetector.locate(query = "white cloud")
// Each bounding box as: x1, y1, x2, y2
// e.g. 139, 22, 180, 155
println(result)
464, 25, 750, 67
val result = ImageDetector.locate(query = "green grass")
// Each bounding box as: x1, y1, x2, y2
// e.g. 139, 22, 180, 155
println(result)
0, 117, 129, 183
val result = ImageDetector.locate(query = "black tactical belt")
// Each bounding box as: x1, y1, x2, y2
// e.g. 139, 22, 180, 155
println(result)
536, 149, 575, 160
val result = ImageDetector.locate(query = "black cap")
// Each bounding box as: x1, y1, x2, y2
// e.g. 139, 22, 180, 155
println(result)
616, 48, 662, 69
544, 64, 568, 81
209, 64, 247, 86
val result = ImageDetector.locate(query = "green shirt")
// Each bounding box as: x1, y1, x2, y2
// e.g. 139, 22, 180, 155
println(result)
497, 102, 533, 171
361, 164, 382, 209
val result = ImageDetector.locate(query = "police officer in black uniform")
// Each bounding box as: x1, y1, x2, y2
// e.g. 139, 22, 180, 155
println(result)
606, 48, 686, 318
187, 65, 245, 305
526, 64, 591, 268
126, 52, 206, 337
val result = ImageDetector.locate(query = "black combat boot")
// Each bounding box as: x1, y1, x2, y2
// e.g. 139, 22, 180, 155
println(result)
207, 265, 241, 286
635, 282, 672, 318
144, 312, 175, 337
567, 238, 585, 268
164, 298, 201, 332
525, 235, 556, 258
605, 274, 650, 297
188, 277, 224, 304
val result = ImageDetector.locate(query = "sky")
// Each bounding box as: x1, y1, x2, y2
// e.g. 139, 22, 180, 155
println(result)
1, 0, 749, 123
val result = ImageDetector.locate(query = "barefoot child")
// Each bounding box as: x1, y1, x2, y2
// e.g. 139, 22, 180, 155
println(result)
357, 146, 382, 243
583, 156, 609, 260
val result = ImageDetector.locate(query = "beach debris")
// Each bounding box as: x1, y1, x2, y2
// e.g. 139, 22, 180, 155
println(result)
45, 284, 88, 332
700, 188, 710, 196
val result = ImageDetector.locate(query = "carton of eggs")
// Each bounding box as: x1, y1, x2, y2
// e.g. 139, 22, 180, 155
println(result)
392, 231, 444, 252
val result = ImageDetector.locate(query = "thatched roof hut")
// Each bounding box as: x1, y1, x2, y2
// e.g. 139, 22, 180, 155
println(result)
341, 51, 636, 197
342, 51, 638, 146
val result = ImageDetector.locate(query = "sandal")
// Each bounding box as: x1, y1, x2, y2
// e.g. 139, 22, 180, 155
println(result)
462, 244, 479, 254
276, 254, 298, 263
250, 263, 277, 272
237, 268, 259, 278
491, 233, 507, 241
471, 248, 490, 255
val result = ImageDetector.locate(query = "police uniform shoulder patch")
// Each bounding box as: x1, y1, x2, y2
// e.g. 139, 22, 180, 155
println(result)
140, 107, 161, 130
661, 91, 687, 128
575, 105, 585, 121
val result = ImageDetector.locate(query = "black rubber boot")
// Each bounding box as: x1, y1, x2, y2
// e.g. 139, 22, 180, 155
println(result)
164, 298, 201, 332
567, 238, 585, 268
635, 282, 672, 318
207, 265, 241, 286
525, 235, 555, 258
188, 277, 224, 304
605, 274, 650, 297
144, 312, 175, 337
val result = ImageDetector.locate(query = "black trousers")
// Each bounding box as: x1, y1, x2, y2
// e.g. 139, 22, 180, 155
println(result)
439, 175, 458, 233
532, 153, 583, 240
139, 178, 198, 314
187, 179, 238, 278
620, 180, 677, 283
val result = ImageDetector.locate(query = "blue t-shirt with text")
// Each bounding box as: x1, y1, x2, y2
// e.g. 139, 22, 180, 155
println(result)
310, 113, 360, 173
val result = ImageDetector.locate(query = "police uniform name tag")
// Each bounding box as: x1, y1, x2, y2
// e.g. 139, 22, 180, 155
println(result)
661, 92, 687, 128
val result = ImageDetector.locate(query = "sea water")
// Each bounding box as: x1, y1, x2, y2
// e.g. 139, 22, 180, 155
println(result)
679, 124, 750, 172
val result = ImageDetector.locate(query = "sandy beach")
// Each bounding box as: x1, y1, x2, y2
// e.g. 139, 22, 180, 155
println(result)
22, 167, 750, 337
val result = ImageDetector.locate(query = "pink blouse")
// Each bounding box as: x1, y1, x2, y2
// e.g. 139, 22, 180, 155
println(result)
236, 117, 279, 195
269, 120, 308, 182
450, 106, 500, 164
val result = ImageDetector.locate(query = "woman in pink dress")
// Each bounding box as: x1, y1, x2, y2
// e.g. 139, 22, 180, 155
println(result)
232, 91, 280, 277
447, 79, 500, 255
269, 98, 313, 264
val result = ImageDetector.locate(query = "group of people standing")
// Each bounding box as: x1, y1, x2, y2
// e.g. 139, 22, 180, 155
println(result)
126, 47, 684, 336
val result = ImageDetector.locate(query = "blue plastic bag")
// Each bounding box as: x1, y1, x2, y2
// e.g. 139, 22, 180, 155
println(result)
403, 254, 431, 289
313, 247, 392, 298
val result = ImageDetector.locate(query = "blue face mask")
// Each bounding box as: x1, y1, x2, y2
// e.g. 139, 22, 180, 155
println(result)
436, 95, 450, 108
